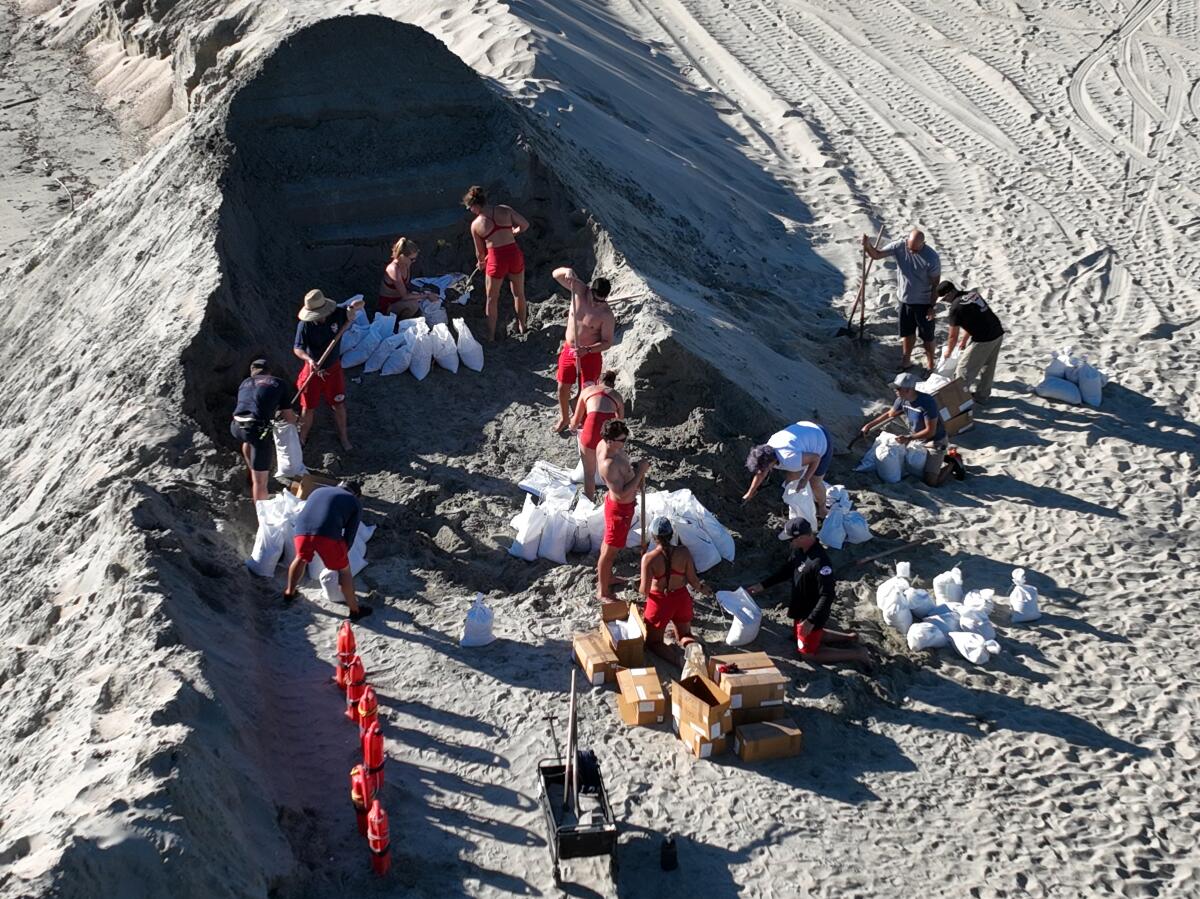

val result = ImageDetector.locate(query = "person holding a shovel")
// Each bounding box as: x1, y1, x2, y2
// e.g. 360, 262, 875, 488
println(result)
596, 419, 649, 601
293, 289, 363, 451
863, 228, 941, 373
464, 185, 530, 340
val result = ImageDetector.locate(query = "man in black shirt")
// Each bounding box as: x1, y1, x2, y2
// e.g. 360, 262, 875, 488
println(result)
937, 280, 1004, 404
231, 359, 296, 501
747, 519, 869, 665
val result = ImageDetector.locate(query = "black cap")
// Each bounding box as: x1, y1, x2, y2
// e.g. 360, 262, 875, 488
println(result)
777, 518, 814, 541
250, 357, 269, 373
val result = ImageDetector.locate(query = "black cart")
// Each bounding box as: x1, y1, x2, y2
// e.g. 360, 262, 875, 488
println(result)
536, 757, 618, 886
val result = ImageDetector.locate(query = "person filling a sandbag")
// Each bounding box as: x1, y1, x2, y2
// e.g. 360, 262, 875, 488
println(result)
861, 373, 961, 486
570, 370, 625, 501
596, 419, 650, 601
293, 289, 364, 451
863, 228, 942, 373
464, 185, 530, 341
742, 420, 833, 514
283, 481, 373, 621
638, 516, 714, 666
936, 280, 1004, 405
231, 358, 296, 502
747, 519, 869, 666
551, 265, 616, 434
378, 236, 440, 317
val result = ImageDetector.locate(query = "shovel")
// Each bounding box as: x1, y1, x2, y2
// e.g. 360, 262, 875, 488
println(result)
836, 225, 884, 338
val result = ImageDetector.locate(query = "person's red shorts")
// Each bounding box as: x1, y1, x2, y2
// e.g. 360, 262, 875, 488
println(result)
297, 361, 346, 411
795, 621, 825, 656
485, 242, 525, 278
645, 587, 693, 629
293, 534, 350, 571
603, 495, 637, 548
556, 343, 603, 385
580, 410, 617, 450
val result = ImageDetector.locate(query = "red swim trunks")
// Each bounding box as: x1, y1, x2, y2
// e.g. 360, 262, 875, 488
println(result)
645, 587, 694, 629
603, 495, 637, 548
795, 621, 825, 656
485, 242, 525, 278
297, 361, 346, 411
580, 410, 617, 450
556, 343, 603, 385
378, 295, 416, 317
293, 534, 350, 571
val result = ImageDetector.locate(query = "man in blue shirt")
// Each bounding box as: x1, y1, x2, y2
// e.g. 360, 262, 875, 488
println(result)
861, 373, 957, 486
864, 229, 941, 373
231, 359, 296, 501
283, 482, 373, 621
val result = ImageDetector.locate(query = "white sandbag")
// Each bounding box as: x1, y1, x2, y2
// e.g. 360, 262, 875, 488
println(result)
783, 480, 818, 531
455, 320, 485, 372
818, 505, 846, 550
843, 510, 872, 544
319, 567, 342, 605
904, 444, 928, 478
586, 500, 606, 555
917, 373, 952, 394
881, 597, 913, 635
509, 494, 547, 562
339, 307, 371, 356
537, 508, 574, 564
935, 348, 959, 378
905, 587, 937, 618
460, 593, 496, 647
1035, 376, 1081, 405
520, 460, 576, 500
1008, 568, 1041, 622
958, 607, 996, 640
348, 541, 367, 577
962, 588, 996, 615
246, 498, 289, 577
907, 622, 948, 651
695, 504, 735, 563
875, 563, 911, 611
874, 439, 904, 484
569, 457, 603, 489
1077, 361, 1103, 407
1059, 347, 1082, 383
365, 332, 406, 374
825, 484, 851, 511
408, 321, 433, 380
273, 421, 306, 478
420, 297, 448, 327
1044, 353, 1067, 380
431, 323, 459, 373
924, 605, 961, 634
570, 495, 593, 554
949, 631, 1000, 664
380, 338, 413, 376
933, 566, 964, 604
341, 330, 381, 368
371, 312, 397, 338
674, 518, 722, 572
716, 588, 761, 647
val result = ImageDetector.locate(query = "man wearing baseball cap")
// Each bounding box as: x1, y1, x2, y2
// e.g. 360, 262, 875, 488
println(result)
746, 519, 869, 665
860, 372, 957, 486
231, 358, 295, 501
293, 289, 364, 451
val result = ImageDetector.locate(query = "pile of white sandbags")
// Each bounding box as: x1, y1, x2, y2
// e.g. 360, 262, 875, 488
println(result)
1034, 346, 1108, 407
818, 485, 873, 549
341, 311, 484, 377
245, 491, 374, 585
854, 431, 906, 484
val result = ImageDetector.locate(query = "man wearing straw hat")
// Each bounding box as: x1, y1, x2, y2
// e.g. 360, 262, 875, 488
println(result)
293, 289, 363, 450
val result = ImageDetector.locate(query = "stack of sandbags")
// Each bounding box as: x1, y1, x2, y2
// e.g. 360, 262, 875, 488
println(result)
343, 314, 483, 378
246, 490, 305, 577
818, 485, 872, 549
1035, 346, 1108, 407
854, 431, 905, 484
893, 564, 1003, 664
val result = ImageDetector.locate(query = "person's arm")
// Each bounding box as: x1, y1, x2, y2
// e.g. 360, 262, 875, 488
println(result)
752, 556, 794, 594
553, 266, 582, 292
570, 389, 589, 429
742, 466, 771, 502
583, 309, 615, 355
509, 207, 530, 236
943, 324, 960, 358
898, 413, 937, 445
685, 551, 712, 596
471, 224, 487, 271
863, 234, 892, 260
293, 323, 317, 367
343, 503, 361, 551
614, 394, 626, 420
798, 452, 821, 485
958, 330, 972, 350
926, 263, 941, 319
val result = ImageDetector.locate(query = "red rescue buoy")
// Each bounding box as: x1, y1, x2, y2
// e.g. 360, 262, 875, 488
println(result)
357, 685, 379, 745
367, 800, 391, 876
363, 720, 385, 798
349, 765, 369, 837
345, 656, 366, 723
334, 622, 356, 688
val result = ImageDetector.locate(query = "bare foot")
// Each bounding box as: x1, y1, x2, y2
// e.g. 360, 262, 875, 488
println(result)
340, 440, 353, 452
551, 419, 568, 434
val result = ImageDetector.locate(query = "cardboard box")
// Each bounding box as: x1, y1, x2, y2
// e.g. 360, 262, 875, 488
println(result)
288, 472, 339, 499
732, 705, 791, 727
671, 675, 732, 743
600, 600, 646, 668
733, 718, 804, 762
944, 409, 974, 437
925, 377, 974, 422
707, 652, 788, 711
573, 632, 618, 686
707, 651, 776, 680
615, 667, 666, 726
680, 731, 728, 760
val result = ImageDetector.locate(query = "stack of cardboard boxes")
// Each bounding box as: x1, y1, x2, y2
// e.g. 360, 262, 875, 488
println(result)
921, 376, 974, 437
572, 600, 647, 686
707, 651, 803, 762
671, 675, 733, 758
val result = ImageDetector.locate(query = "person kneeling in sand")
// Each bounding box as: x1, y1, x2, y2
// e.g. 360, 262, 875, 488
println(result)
231, 358, 296, 502
596, 419, 649, 601
747, 518, 868, 666
861, 372, 958, 486
283, 481, 373, 621
552, 265, 615, 434
742, 420, 833, 514
378, 236, 439, 317
639, 516, 713, 667
570, 370, 624, 501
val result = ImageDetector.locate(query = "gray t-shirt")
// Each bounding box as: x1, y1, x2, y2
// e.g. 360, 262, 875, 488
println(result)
883, 239, 941, 306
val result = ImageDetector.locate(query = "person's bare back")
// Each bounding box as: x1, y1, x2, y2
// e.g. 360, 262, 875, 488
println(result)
598, 441, 640, 503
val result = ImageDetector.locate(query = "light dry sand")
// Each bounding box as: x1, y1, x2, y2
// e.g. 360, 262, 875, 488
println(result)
1, 1, 1197, 897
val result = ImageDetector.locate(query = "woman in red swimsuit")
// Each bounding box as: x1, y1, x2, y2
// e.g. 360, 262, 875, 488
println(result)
464, 185, 530, 341
379, 237, 438, 317
569, 370, 624, 501
638, 517, 713, 666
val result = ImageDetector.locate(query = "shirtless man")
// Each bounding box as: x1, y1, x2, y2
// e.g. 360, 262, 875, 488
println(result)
552, 266, 616, 434
596, 419, 650, 601
464, 185, 530, 341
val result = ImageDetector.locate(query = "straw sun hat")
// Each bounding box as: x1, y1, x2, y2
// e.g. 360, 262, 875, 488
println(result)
298, 289, 336, 322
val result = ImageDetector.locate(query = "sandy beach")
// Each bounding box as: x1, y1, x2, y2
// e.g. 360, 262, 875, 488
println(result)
1, 1, 1197, 897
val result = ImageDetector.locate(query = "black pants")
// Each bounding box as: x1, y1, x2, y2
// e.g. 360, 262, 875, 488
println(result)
231, 419, 273, 472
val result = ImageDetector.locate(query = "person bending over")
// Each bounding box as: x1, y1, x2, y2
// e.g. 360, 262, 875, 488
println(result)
743, 420, 833, 514
283, 481, 373, 621
379, 236, 439, 317
552, 266, 616, 434
638, 516, 713, 667
570, 370, 624, 501
861, 372, 957, 486
596, 419, 649, 601
231, 358, 296, 502
465, 185, 530, 340
864, 228, 941, 373
747, 518, 868, 666
937, 279, 1004, 404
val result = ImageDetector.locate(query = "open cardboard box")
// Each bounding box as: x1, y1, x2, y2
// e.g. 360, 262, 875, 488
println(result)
671, 674, 732, 747
615, 667, 666, 726
600, 600, 646, 668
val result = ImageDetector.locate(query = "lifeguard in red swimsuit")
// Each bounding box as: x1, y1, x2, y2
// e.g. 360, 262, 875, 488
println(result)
638, 516, 713, 666
596, 419, 649, 601
570, 371, 625, 501
464, 185, 530, 341
551, 265, 616, 434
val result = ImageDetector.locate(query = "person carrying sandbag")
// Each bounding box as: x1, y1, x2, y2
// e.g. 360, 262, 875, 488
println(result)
742, 420, 833, 514
936, 280, 1004, 405
746, 519, 869, 666
283, 481, 373, 621
861, 373, 961, 486
231, 358, 296, 502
